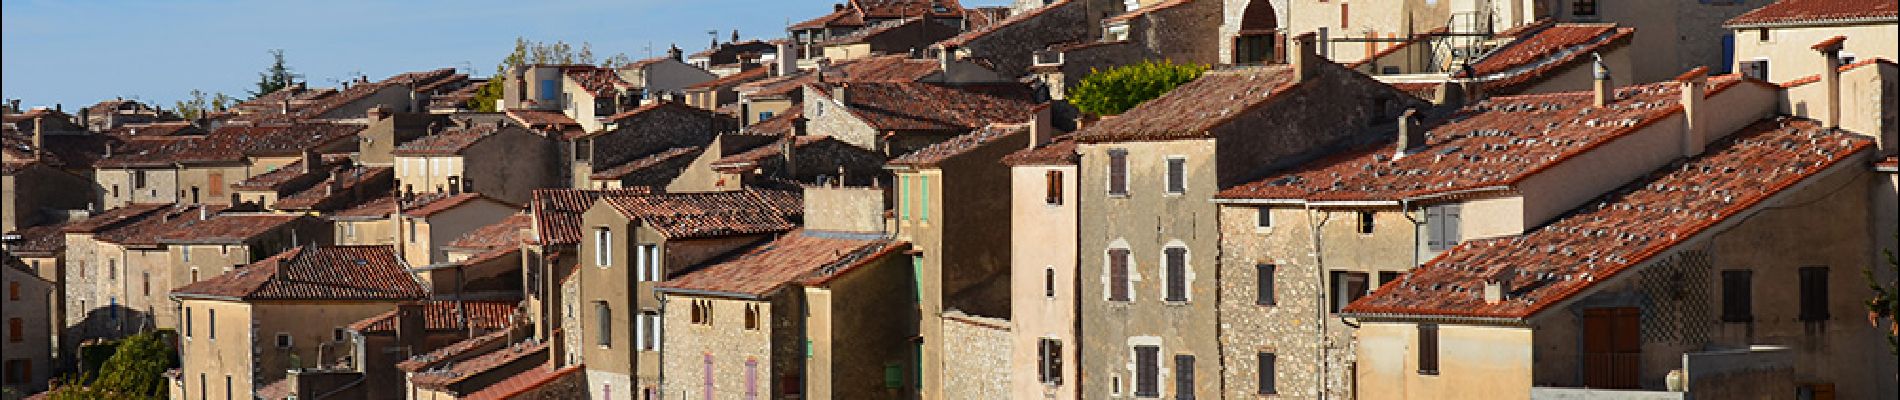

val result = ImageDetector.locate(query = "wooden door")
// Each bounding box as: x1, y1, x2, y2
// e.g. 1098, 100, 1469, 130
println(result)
1582, 307, 1641, 389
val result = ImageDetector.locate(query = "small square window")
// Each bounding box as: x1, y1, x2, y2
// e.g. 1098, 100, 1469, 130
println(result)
1357, 211, 1376, 234
275, 333, 293, 349
1165, 157, 1187, 194
1255, 208, 1272, 229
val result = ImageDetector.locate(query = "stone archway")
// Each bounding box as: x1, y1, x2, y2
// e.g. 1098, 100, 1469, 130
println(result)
1233, 1, 1282, 64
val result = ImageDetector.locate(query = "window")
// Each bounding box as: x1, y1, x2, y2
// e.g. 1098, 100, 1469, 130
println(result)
334, 327, 346, 342
540, 79, 558, 101
1757, 28, 1769, 42
1258, 352, 1277, 394
275, 333, 293, 349
7, 282, 16, 301
7, 318, 21, 342
758, 111, 774, 121
594, 228, 612, 267
900, 176, 912, 221
595, 301, 612, 347
134, 170, 147, 188
744, 304, 761, 330
1799, 266, 1829, 321
920, 175, 930, 222
1425, 205, 1461, 251
1740, 59, 1769, 81
1721, 270, 1753, 322
208, 309, 216, 339
1357, 211, 1375, 234
185, 308, 193, 337
1175, 355, 1195, 399
142, 272, 151, 296
112, 184, 120, 198
1255, 208, 1272, 229
1133, 345, 1160, 397
1417, 324, 1439, 375
407, 219, 418, 243
745, 358, 760, 400
225, 375, 232, 400
639, 245, 661, 281
183, 247, 192, 262
3, 359, 29, 385
1108, 248, 1132, 301
1572, 0, 1597, 16
109, 259, 117, 280
636, 311, 650, 350
1379, 271, 1403, 287
1330, 271, 1370, 313
1037, 338, 1063, 384
200, 374, 207, 400
1045, 170, 1064, 205
191, 268, 200, 282
1340, 3, 1350, 28
703, 354, 715, 400
1164, 246, 1188, 302
1045, 267, 1057, 298
1108, 149, 1129, 195
1164, 157, 1186, 194
1840, 53, 1857, 65
640, 312, 661, 351
1256, 264, 1276, 306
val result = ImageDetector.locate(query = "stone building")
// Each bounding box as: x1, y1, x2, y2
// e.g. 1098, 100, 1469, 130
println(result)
816, 16, 963, 61
1069, 36, 1425, 399
788, 0, 973, 62
169, 245, 428, 400
567, 101, 736, 189
344, 300, 520, 400
1724, 0, 1896, 83
394, 193, 516, 271
2, 125, 97, 232
801, 81, 1037, 156
392, 120, 559, 204
1345, 116, 1894, 399
2, 255, 54, 396
1001, 113, 1079, 399
574, 189, 801, 399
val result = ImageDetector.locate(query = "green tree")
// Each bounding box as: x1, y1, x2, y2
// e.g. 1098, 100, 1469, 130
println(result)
1868, 243, 1900, 355
44, 331, 178, 400
250, 49, 302, 99
467, 37, 630, 112
174, 90, 236, 120
1067, 59, 1207, 116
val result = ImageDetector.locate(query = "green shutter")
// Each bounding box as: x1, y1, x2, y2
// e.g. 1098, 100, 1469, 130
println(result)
884, 363, 903, 389
912, 256, 924, 303
899, 176, 910, 221
920, 176, 930, 222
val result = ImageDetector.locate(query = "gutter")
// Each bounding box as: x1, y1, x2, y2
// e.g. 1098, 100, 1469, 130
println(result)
1724, 16, 1900, 30
651, 286, 764, 301
1338, 312, 1529, 326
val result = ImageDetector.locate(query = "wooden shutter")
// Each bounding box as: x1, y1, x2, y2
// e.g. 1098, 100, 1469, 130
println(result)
1799, 266, 1829, 321
1257, 264, 1276, 306
1166, 158, 1185, 193
1110, 249, 1130, 301
1050, 340, 1064, 384
745, 359, 759, 400
596, 302, 611, 346
1258, 352, 1276, 394
1175, 355, 1196, 399
1108, 150, 1128, 195
1134, 346, 1160, 397
1165, 247, 1187, 301
704, 354, 715, 400
1046, 170, 1063, 205
1038, 340, 1050, 383
1417, 324, 1439, 374
1425, 207, 1445, 250
1444, 205, 1461, 247
207, 171, 224, 197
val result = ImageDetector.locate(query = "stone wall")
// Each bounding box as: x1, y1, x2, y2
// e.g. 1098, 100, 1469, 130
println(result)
954, 0, 1093, 78
941, 311, 1012, 400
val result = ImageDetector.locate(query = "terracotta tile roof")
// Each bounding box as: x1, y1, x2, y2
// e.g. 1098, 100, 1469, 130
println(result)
791, 6, 868, 30
856, 0, 966, 18
745, 105, 804, 136
1776, 57, 1894, 88
1345, 117, 1873, 319
415, 73, 471, 94
710, 136, 830, 173
687, 66, 772, 91
505, 109, 579, 132
596, 101, 725, 137
99, 122, 203, 138
889, 123, 1026, 167
402, 193, 510, 218
154, 213, 305, 245
392, 123, 514, 156
602, 189, 803, 240
462, 363, 582, 400
96, 204, 224, 246
565, 66, 634, 97
964, 6, 1010, 29
820, 82, 1037, 132
331, 194, 400, 219
431, 80, 489, 110
1725, 0, 1898, 27
940, 1, 1075, 47
797, 239, 911, 286
1877, 154, 1898, 170
1217, 78, 1750, 202
230, 154, 352, 191
172, 245, 427, 301
1073, 66, 1297, 143
589, 146, 704, 180
660, 230, 897, 298
397, 328, 512, 372
1103, 0, 1191, 24
98, 123, 361, 166
738, 55, 943, 98
349, 300, 521, 334
255, 377, 292, 400
62, 203, 168, 233
272, 166, 394, 211
529, 189, 654, 245
818, 16, 924, 46
3, 221, 73, 256
411, 338, 549, 391
1, 130, 117, 170
445, 213, 533, 251
1455, 24, 1635, 93
1001, 134, 1077, 166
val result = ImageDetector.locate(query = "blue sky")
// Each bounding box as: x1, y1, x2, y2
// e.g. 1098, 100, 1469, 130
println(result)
2, 0, 1008, 110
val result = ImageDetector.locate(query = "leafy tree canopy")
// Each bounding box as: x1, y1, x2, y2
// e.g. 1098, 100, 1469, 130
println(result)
45, 331, 178, 400
1067, 59, 1207, 116
250, 49, 302, 99
468, 38, 631, 112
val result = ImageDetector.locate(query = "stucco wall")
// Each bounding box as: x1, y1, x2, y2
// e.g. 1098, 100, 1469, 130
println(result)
1559, 0, 1774, 84
2, 265, 54, 395
1731, 23, 1897, 84
1356, 322, 1536, 400
177, 300, 254, 400
1008, 164, 1079, 400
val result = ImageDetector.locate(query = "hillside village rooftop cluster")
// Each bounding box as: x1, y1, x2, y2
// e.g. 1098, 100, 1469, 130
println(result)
2, 0, 1897, 399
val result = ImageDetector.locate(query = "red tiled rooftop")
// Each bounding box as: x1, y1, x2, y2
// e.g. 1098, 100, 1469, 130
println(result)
62, 203, 168, 233
818, 16, 925, 46
709, 136, 831, 173
506, 109, 579, 131
392, 123, 513, 156
445, 213, 533, 251
329, 194, 400, 219
687, 66, 772, 91
738, 55, 944, 98
398, 328, 512, 372
589, 146, 704, 180
940, 0, 1067, 48
565, 66, 634, 97
1344, 117, 1872, 319
1073, 66, 1296, 143
410, 337, 548, 390
3, 221, 74, 256
96, 205, 224, 246
820, 82, 1037, 132
463, 363, 582, 400
2, 130, 118, 170
1001, 134, 1078, 166
1878, 154, 1898, 171
1454, 24, 1634, 93
403, 193, 510, 218
530, 189, 654, 245
272, 166, 393, 211
889, 123, 1026, 167
349, 300, 520, 334
230, 154, 352, 191
744, 105, 804, 136
172, 245, 427, 301
100, 122, 203, 138
661, 230, 898, 298
154, 213, 305, 245
1218, 78, 1750, 202
603, 189, 803, 240
1725, 0, 1898, 27
1103, 0, 1191, 24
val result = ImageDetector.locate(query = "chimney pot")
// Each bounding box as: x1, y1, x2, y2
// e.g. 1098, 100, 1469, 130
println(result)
775, 40, 798, 77
1677, 67, 1709, 157
1812, 36, 1845, 128
1291, 33, 1318, 83
1591, 52, 1613, 107
1484, 267, 1517, 304
1394, 109, 1424, 158
1029, 103, 1054, 149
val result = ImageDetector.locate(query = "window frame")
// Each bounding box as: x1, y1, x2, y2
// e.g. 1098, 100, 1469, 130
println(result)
1330, 271, 1370, 313
1258, 352, 1277, 394
1798, 266, 1829, 322
1357, 211, 1376, 235
1107, 149, 1130, 196
1256, 264, 1276, 306
1721, 269, 1753, 322
594, 228, 613, 268
275, 332, 293, 349
1163, 156, 1187, 195
1045, 169, 1065, 205
1108, 247, 1133, 302
1417, 323, 1440, 375
1163, 245, 1189, 302
595, 301, 612, 347
1133, 345, 1161, 397
1255, 207, 1272, 230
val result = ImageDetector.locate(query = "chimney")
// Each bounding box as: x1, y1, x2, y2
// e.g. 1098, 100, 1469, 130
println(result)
1394, 108, 1423, 158
833, 83, 849, 106
780, 130, 799, 178
1291, 32, 1318, 83
281, 98, 292, 114
31, 117, 45, 160
938, 45, 956, 73
1029, 103, 1054, 148
54, 103, 61, 113
1433, 80, 1466, 108
367, 105, 389, 121
198, 206, 208, 221
302, 149, 321, 173
731, 30, 740, 43
1677, 67, 1709, 157
1812, 36, 1845, 128
77, 107, 90, 130
1591, 52, 1612, 107
395, 302, 427, 350
667, 44, 684, 62
1483, 267, 1518, 304
775, 40, 797, 77
834, 3, 845, 11
792, 115, 809, 137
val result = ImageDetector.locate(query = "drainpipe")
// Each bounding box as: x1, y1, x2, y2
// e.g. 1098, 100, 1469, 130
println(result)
1301, 204, 1329, 399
